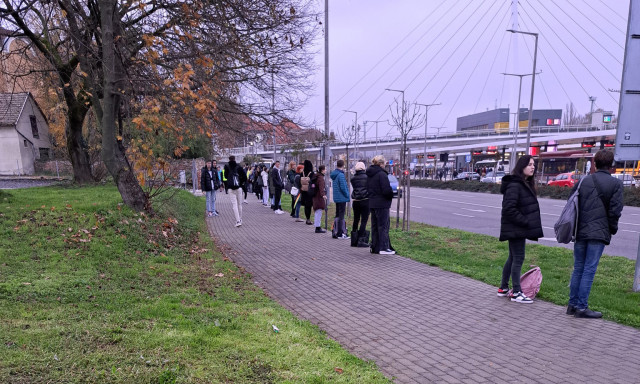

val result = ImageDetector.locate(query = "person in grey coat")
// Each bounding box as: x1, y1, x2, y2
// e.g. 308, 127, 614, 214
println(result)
567, 150, 623, 318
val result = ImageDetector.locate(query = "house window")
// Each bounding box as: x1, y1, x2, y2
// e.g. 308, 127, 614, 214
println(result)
39, 148, 50, 160
30, 115, 39, 139
24, 139, 28, 147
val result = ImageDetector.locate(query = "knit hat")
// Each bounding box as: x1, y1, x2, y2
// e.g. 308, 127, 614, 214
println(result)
355, 161, 366, 171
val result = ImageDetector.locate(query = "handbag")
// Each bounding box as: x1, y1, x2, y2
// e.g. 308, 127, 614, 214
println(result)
290, 186, 299, 196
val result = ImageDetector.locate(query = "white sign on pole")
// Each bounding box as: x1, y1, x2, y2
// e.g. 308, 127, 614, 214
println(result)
614, 0, 640, 161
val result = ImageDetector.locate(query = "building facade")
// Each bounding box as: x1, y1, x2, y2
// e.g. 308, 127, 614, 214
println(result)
0, 93, 51, 175
457, 108, 563, 133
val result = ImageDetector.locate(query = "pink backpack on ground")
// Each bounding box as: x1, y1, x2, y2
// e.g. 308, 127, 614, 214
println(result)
509, 266, 543, 299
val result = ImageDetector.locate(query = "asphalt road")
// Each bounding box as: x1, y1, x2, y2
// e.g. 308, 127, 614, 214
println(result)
391, 187, 640, 260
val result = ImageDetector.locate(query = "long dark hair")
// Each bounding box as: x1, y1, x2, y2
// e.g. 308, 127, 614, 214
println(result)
511, 155, 537, 193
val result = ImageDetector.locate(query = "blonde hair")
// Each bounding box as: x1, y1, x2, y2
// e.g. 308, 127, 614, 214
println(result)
355, 161, 366, 171
371, 155, 385, 166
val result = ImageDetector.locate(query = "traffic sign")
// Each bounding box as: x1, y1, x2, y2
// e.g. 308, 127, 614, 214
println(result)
465, 155, 471, 163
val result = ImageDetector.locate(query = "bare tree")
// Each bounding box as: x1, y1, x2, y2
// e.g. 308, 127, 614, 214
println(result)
389, 99, 424, 231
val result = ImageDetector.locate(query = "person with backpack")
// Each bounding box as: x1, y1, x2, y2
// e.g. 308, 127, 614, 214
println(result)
497, 155, 543, 304
567, 150, 623, 318
201, 160, 221, 217
312, 165, 327, 233
366, 155, 395, 255
222, 155, 247, 227
300, 160, 314, 225
350, 161, 370, 247
330, 159, 350, 239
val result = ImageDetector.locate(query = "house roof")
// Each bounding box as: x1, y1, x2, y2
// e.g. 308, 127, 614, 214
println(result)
0, 92, 29, 126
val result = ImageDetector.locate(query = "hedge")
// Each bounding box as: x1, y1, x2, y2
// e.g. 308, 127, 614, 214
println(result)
410, 179, 640, 207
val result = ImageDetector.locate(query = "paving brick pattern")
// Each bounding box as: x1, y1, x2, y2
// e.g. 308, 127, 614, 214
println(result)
207, 193, 640, 383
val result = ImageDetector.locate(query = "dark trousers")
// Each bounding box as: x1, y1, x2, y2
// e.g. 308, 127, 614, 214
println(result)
501, 238, 526, 293
352, 200, 370, 237
335, 202, 346, 236
272, 188, 282, 211
256, 186, 262, 200
304, 197, 312, 220
370, 208, 390, 253
291, 191, 297, 215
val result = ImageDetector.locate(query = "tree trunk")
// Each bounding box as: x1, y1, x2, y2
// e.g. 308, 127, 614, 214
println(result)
63, 85, 93, 183
98, 0, 148, 212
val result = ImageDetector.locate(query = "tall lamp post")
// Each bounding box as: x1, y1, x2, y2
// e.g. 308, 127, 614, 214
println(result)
385, 88, 405, 230
364, 120, 387, 153
502, 72, 530, 163
416, 102, 441, 178
507, 29, 539, 154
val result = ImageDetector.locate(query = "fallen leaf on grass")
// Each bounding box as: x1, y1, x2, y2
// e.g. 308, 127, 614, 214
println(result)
214, 273, 224, 277
22, 282, 31, 285
334, 367, 343, 374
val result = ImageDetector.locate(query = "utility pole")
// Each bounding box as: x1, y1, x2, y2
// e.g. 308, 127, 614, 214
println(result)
416, 102, 441, 178
364, 120, 386, 154
589, 96, 597, 124
502, 72, 537, 163
324, 0, 329, 230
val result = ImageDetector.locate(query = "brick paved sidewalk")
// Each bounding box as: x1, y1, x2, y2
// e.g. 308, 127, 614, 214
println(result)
207, 192, 640, 383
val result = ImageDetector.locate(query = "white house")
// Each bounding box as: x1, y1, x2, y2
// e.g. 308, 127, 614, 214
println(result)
0, 92, 51, 175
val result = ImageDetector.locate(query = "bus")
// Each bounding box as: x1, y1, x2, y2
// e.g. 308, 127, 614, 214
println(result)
474, 159, 509, 173
537, 150, 593, 184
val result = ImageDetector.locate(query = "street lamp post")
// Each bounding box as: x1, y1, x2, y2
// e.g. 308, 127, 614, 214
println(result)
416, 102, 441, 178
364, 120, 386, 154
507, 29, 539, 153
502, 72, 529, 163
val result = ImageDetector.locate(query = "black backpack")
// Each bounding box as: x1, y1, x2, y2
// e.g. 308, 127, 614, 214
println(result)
308, 174, 318, 197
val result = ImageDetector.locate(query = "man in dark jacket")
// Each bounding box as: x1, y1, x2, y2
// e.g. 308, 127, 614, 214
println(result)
201, 160, 221, 217
568, 150, 623, 318
223, 156, 247, 227
271, 161, 285, 214
366, 155, 395, 255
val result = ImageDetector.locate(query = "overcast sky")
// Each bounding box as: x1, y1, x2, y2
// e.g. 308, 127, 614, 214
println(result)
301, 0, 631, 140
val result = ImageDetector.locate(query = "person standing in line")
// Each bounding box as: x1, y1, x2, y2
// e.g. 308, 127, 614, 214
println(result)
293, 164, 304, 222
366, 155, 395, 255
242, 165, 249, 204
201, 160, 220, 217
261, 165, 269, 207
268, 163, 276, 209
312, 165, 327, 233
350, 161, 370, 247
287, 160, 297, 217
497, 155, 543, 304
301, 160, 314, 225
223, 156, 247, 227
330, 159, 350, 239
271, 160, 285, 214
567, 150, 623, 318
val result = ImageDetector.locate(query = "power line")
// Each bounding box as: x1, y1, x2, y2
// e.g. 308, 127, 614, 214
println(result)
412, 0, 503, 101
436, 6, 511, 128
516, 20, 553, 108
595, 0, 628, 22
474, 27, 509, 112
518, 12, 574, 103
581, 0, 627, 35
545, 0, 623, 65
329, 0, 470, 130
329, 0, 450, 110
342, 0, 481, 128
498, 13, 514, 109
523, 0, 619, 104
565, 0, 625, 50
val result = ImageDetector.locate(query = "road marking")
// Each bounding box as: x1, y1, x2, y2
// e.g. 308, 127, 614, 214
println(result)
410, 205, 422, 209
543, 226, 555, 230
541, 213, 560, 217
621, 229, 640, 233
553, 205, 565, 208
413, 196, 501, 209
539, 237, 559, 241
461, 208, 486, 213
620, 222, 640, 226
452, 213, 474, 218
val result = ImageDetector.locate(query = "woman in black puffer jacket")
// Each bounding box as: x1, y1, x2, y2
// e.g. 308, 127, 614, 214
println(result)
350, 162, 369, 247
498, 155, 543, 304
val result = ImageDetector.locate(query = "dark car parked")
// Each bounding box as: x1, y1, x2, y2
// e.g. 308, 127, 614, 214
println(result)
454, 172, 480, 181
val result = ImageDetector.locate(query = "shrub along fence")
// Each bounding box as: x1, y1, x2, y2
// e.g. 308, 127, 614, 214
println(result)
411, 179, 640, 207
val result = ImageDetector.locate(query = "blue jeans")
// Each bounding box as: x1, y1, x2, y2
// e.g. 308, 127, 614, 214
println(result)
569, 240, 605, 309
205, 190, 216, 213
294, 197, 302, 218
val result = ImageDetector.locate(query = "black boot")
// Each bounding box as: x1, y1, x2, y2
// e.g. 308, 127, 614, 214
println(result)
315, 227, 326, 233
566, 305, 576, 315
357, 230, 370, 248
350, 231, 359, 247
574, 308, 602, 318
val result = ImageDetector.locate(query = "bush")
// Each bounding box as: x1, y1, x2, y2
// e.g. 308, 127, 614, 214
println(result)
411, 179, 640, 207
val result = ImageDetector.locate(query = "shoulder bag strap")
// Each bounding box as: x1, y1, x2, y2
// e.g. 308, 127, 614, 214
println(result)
591, 174, 610, 215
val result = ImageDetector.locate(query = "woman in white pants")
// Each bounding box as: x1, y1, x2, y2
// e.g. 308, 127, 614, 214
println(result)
261, 166, 270, 206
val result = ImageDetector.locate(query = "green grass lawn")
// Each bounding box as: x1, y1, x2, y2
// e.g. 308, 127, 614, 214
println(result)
0, 186, 389, 383
280, 192, 640, 328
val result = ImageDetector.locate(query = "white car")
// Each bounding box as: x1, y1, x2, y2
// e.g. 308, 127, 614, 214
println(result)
612, 173, 637, 188
480, 171, 505, 184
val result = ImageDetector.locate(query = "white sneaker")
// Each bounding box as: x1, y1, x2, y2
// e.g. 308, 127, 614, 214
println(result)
379, 249, 395, 255
275, 209, 284, 214
243, 200, 248, 204
510, 291, 533, 304
235, 221, 242, 227
338, 234, 350, 240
